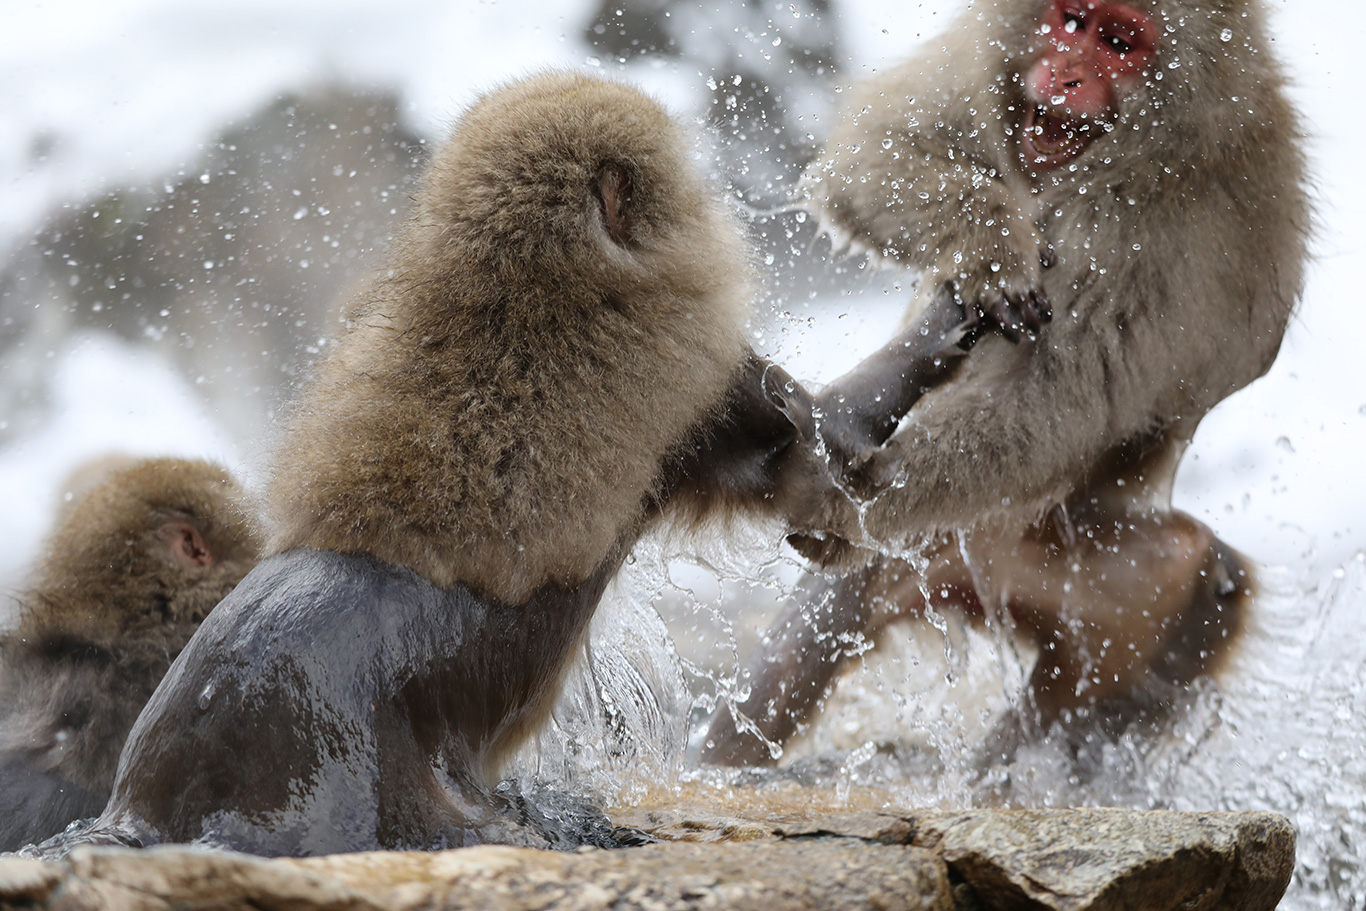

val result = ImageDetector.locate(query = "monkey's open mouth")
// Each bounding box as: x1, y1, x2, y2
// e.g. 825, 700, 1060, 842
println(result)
1022, 105, 1096, 170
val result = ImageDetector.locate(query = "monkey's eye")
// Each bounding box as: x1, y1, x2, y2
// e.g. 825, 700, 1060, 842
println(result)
1062, 12, 1084, 33
1104, 33, 1134, 54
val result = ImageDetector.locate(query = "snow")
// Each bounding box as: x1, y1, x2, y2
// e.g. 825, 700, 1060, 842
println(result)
0, 1, 1361, 579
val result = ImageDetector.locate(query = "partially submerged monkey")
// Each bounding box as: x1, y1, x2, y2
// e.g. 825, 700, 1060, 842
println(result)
704, 0, 1307, 769
61, 72, 970, 857
0, 458, 260, 851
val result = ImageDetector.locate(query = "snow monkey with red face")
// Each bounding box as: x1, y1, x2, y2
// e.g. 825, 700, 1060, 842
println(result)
705, 0, 1310, 769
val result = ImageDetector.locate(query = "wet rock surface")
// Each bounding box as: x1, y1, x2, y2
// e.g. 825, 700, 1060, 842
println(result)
0, 807, 1293, 911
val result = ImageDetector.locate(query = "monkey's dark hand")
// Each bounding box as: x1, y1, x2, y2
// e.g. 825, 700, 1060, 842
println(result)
969, 287, 1053, 344
954, 242, 1055, 346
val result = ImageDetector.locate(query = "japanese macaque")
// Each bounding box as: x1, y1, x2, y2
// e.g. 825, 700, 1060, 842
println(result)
64, 72, 973, 858
703, 0, 1307, 768
0, 458, 260, 852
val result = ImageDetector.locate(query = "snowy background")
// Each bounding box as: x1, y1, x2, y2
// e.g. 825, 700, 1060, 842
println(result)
1, 1, 1363, 907
0, 0, 1360, 588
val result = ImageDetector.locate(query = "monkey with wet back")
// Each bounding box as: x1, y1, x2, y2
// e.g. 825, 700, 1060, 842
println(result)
0, 458, 261, 852
45, 71, 980, 857
703, 0, 1309, 771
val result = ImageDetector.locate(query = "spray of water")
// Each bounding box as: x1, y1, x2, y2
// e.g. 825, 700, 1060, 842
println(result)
533, 536, 1366, 911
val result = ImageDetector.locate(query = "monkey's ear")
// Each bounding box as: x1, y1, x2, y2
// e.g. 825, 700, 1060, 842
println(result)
595, 163, 633, 246
161, 521, 214, 569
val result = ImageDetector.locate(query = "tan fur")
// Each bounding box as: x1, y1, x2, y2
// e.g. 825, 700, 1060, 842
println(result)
267, 72, 753, 604
805, 0, 1310, 544
1, 457, 261, 792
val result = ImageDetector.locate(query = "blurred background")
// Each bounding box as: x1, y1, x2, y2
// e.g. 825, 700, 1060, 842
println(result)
1, 0, 1361, 591
3, 4, 1365, 906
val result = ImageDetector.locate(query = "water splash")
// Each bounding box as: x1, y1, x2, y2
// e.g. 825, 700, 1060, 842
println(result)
509, 543, 691, 807
536, 542, 1366, 910
736, 555, 1366, 911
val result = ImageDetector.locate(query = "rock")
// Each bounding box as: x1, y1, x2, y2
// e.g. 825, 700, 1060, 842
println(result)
909, 808, 1295, 911
0, 856, 62, 905
0, 85, 427, 445
0, 808, 1294, 911
4, 841, 951, 911
622, 807, 1295, 911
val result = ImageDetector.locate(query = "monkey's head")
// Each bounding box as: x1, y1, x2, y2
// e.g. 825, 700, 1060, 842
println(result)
1012, 0, 1274, 172
268, 73, 756, 602
394, 70, 752, 336
26, 458, 262, 658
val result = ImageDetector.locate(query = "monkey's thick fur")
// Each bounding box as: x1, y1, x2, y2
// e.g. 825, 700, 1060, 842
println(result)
63, 72, 884, 857
807, 0, 1309, 542
0, 458, 260, 851
267, 73, 753, 605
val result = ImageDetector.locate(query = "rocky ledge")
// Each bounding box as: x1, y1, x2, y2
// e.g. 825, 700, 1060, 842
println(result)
0, 808, 1293, 911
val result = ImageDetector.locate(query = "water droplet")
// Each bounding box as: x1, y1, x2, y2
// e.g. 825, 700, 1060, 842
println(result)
1220, 28, 1233, 41
198, 681, 217, 711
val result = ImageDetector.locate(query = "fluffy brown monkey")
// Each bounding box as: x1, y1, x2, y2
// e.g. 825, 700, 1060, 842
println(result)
0, 458, 260, 851
703, 0, 1308, 767
61, 72, 974, 858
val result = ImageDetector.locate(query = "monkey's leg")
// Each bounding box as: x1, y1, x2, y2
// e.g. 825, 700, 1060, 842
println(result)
973, 510, 1251, 767
699, 548, 976, 767
699, 565, 882, 767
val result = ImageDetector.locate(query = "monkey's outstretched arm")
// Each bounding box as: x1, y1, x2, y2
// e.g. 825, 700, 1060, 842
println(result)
813, 282, 974, 474
665, 281, 978, 529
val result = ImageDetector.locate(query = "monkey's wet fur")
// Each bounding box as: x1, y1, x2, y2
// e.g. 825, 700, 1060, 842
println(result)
26, 72, 960, 857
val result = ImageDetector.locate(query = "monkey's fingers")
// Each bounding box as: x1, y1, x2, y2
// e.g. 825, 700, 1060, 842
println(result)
983, 289, 1051, 343
759, 360, 817, 444
1031, 290, 1053, 324
983, 298, 1025, 343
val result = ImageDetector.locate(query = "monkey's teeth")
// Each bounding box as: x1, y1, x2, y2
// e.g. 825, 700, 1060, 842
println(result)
1032, 109, 1068, 153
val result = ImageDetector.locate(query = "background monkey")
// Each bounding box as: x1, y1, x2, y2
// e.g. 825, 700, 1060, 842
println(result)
62, 71, 969, 858
703, 0, 1308, 768
0, 457, 260, 851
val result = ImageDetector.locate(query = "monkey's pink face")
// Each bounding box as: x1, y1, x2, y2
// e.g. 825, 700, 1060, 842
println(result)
1021, 0, 1156, 170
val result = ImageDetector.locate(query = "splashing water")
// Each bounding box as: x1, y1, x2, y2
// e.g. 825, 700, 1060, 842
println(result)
533, 536, 1366, 911
509, 536, 693, 806
781, 553, 1366, 910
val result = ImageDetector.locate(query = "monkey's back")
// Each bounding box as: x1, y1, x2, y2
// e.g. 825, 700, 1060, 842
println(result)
97, 546, 615, 856
267, 72, 753, 604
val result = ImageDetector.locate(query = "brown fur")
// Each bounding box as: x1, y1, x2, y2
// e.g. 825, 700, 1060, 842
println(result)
65, 74, 902, 856
806, 0, 1309, 541
0, 457, 261, 795
702, 0, 1309, 767
267, 72, 754, 605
